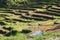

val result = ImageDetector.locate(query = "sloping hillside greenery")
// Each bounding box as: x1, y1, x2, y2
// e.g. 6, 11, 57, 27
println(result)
0, 0, 60, 40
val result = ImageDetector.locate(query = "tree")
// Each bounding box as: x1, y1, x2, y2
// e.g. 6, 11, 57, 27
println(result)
0, 0, 7, 7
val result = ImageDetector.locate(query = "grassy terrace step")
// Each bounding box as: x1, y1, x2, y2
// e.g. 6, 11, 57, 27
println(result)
0, 11, 21, 15
19, 10, 34, 15
4, 17, 32, 22
32, 14, 54, 20
47, 11, 60, 16
20, 8, 36, 11
21, 15, 51, 21
35, 11, 60, 16
19, 10, 29, 13
48, 10, 60, 13
12, 19, 32, 22
52, 6, 60, 9
0, 9, 13, 13
0, 9, 12, 11
30, 5, 42, 8
32, 13, 53, 18
10, 6, 24, 9
49, 8, 60, 11
51, 8, 60, 10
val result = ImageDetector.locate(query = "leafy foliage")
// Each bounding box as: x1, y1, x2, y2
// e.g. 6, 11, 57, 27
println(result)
0, 0, 59, 8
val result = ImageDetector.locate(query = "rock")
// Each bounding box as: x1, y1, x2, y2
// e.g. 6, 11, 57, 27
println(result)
29, 30, 42, 36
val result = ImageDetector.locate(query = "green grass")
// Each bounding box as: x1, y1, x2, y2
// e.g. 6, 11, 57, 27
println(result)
0, 33, 27, 40
4, 22, 29, 29
33, 31, 60, 40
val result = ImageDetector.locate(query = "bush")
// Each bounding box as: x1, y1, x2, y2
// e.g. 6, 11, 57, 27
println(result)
0, 0, 29, 8
5, 0, 30, 8
0, 0, 59, 8
21, 29, 32, 34
0, 0, 7, 7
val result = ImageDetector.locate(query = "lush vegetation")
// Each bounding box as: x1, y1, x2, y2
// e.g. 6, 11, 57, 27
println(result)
33, 31, 60, 40
0, 0, 60, 8
0, 0, 60, 40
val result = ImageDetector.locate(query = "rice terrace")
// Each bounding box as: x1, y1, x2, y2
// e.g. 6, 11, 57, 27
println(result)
0, 0, 60, 40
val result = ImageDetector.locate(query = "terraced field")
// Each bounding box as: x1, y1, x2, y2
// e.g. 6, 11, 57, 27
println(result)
0, 3, 60, 40
0, 5, 60, 31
